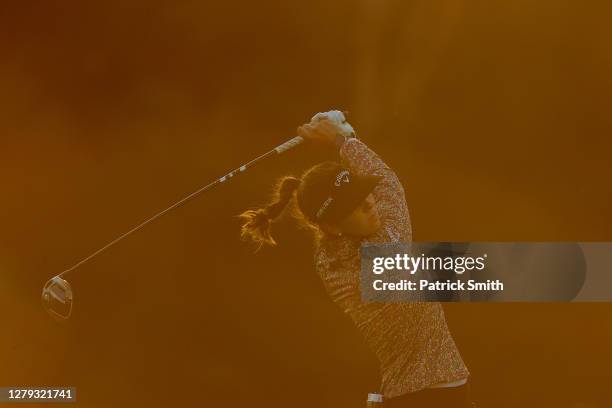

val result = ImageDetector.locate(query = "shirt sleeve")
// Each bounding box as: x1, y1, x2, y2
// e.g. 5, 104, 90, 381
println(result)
339, 138, 412, 242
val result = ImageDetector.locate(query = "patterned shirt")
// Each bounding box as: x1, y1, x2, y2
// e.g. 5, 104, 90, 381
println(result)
314, 138, 469, 398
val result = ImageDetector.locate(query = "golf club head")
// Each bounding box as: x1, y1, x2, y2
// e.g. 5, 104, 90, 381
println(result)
42, 276, 73, 321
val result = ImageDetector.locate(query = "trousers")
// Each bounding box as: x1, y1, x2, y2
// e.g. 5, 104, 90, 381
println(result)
383, 382, 475, 408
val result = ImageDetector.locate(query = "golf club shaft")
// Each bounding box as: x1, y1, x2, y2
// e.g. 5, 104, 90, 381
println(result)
55, 136, 304, 278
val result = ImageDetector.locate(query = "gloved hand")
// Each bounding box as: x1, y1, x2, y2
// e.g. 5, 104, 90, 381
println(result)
297, 110, 356, 146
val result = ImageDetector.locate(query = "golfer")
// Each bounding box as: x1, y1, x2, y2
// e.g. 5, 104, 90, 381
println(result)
239, 113, 472, 407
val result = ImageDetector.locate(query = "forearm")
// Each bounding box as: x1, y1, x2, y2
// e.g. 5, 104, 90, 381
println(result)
338, 138, 387, 174
339, 138, 411, 239
339, 138, 405, 196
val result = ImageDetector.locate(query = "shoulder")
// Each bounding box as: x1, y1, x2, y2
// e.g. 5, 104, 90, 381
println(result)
314, 234, 360, 272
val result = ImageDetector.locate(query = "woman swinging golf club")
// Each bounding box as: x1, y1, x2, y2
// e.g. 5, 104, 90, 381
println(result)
239, 111, 472, 407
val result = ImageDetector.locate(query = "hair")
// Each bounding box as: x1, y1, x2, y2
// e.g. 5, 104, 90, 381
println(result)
237, 176, 304, 249
238, 162, 344, 250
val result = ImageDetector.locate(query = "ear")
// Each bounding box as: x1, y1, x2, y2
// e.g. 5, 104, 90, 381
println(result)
319, 222, 342, 237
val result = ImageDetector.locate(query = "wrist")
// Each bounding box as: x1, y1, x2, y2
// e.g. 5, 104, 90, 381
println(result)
334, 133, 348, 149
336, 135, 359, 158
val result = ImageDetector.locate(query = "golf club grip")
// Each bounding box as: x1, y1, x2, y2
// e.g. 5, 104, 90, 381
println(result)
274, 136, 304, 154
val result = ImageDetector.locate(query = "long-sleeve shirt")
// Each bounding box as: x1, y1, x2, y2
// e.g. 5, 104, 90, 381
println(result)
314, 138, 469, 398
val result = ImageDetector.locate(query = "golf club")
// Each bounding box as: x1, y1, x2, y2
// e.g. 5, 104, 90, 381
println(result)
41, 134, 305, 320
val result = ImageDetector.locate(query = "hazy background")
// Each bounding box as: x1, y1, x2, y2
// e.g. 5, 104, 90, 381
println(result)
1, 1, 611, 407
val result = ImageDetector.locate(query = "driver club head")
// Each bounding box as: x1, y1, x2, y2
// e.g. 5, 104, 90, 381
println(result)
41, 276, 73, 321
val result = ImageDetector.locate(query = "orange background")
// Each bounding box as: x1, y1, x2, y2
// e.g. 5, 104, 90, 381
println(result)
1, 1, 611, 407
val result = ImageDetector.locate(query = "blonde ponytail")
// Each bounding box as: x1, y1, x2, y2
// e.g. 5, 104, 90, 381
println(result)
238, 176, 301, 248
